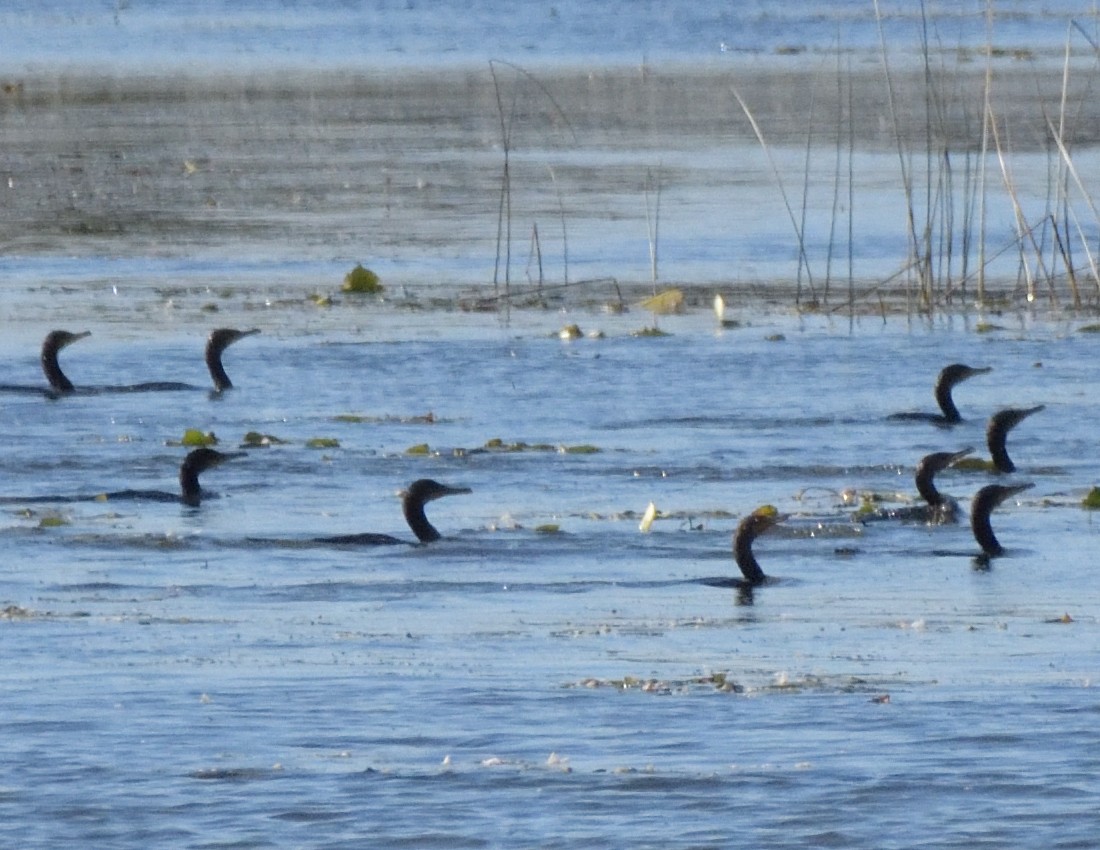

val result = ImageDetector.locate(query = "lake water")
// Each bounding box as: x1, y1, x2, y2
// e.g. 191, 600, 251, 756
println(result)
3, 2, 1100, 848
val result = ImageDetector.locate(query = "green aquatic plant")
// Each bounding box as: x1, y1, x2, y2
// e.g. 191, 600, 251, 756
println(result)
342, 264, 383, 294
1083, 487, 1100, 509
306, 437, 340, 449
178, 429, 217, 447
241, 431, 288, 447
1077, 324, 1100, 334
534, 524, 561, 534
632, 326, 670, 337
405, 443, 431, 455
560, 444, 599, 454
954, 456, 998, 473
38, 514, 69, 528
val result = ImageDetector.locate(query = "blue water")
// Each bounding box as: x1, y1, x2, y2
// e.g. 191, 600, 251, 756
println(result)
0, 0, 1098, 73
3, 2, 1100, 847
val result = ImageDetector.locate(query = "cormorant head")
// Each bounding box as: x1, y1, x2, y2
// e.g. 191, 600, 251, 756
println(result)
915, 446, 973, 505
736, 504, 787, 545
183, 447, 247, 474
43, 329, 91, 354
939, 363, 992, 389
987, 405, 1045, 436
207, 327, 261, 355
401, 479, 473, 505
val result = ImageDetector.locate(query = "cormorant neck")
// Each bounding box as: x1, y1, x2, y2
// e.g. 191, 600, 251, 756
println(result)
970, 504, 1002, 556
733, 521, 768, 585
404, 497, 441, 542
205, 341, 233, 391
179, 463, 203, 507
934, 379, 961, 423
42, 343, 73, 392
914, 463, 944, 506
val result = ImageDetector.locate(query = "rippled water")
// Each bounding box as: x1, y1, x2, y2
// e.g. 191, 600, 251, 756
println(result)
2, 297, 1099, 847
3, 1, 1100, 847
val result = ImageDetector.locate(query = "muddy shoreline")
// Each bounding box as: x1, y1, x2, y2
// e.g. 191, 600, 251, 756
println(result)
2, 58, 1100, 310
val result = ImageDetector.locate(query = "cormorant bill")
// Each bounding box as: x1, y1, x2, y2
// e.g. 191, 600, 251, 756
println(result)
986, 405, 1045, 474
316, 479, 472, 545
41, 329, 91, 393
206, 328, 260, 391
888, 363, 991, 425
970, 482, 1032, 557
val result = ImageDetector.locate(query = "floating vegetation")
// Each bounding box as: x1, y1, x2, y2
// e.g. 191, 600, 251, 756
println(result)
639, 288, 684, 315
175, 429, 218, 447
1083, 487, 1100, 509
954, 456, 998, 473
241, 431, 289, 448
632, 326, 671, 337
405, 443, 431, 455
1077, 324, 1100, 334
305, 437, 340, 449
975, 321, 1008, 333
342, 264, 383, 294
765, 333, 786, 342
38, 513, 69, 528
534, 524, 561, 534
334, 412, 436, 424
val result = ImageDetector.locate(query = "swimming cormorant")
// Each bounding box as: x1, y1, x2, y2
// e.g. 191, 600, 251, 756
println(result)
862, 447, 974, 523
206, 327, 260, 392
888, 363, 991, 425
986, 405, 1044, 473
42, 329, 91, 393
700, 505, 787, 589
0, 447, 244, 507
315, 479, 472, 545
970, 482, 1032, 557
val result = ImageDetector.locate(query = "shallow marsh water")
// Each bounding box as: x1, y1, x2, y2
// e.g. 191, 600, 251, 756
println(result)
4, 2, 1100, 847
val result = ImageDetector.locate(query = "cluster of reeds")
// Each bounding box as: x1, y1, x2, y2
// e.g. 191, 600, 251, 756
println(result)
485, 3, 1100, 320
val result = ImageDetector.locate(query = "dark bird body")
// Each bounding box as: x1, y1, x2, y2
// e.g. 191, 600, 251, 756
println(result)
986, 405, 1044, 473
970, 482, 1032, 557
888, 363, 991, 425
316, 479, 471, 545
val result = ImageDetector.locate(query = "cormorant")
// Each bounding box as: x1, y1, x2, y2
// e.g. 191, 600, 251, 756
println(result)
888, 363, 991, 425
970, 482, 1032, 557
41, 329, 91, 393
862, 447, 974, 524
700, 505, 787, 589
0, 447, 244, 507
315, 479, 472, 545
986, 405, 1044, 473
2, 328, 258, 396
206, 327, 260, 392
